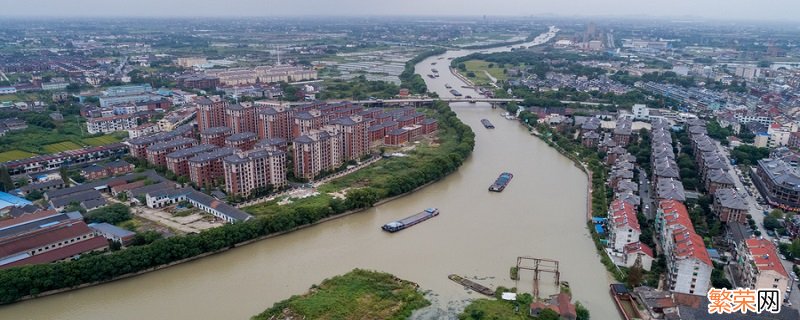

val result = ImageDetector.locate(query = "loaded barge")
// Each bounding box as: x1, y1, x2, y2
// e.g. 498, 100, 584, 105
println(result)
448, 274, 495, 296
481, 119, 495, 129
381, 208, 439, 232
489, 172, 513, 192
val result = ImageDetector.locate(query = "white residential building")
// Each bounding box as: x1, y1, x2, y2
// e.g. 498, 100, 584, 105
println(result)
657, 200, 713, 296
127, 123, 161, 139
86, 114, 139, 134
632, 104, 649, 121
607, 199, 654, 271
737, 238, 790, 295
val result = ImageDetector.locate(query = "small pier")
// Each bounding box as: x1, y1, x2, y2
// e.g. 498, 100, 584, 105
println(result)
514, 256, 560, 299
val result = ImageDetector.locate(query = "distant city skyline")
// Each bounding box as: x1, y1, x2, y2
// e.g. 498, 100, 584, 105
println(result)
0, 0, 798, 22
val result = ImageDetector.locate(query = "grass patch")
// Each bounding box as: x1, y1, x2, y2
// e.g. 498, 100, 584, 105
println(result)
463, 59, 508, 85
0, 150, 36, 162
83, 134, 122, 146
460, 299, 529, 320
243, 194, 334, 217
252, 269, 430, 320
42, 141, 83, 153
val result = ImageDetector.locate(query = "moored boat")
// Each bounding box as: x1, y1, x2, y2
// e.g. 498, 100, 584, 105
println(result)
448, 274, 495, 296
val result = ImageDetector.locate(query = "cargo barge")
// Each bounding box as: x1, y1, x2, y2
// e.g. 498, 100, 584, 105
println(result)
448, 274, 495, 296
381, 208, 439, 232
489, 172, 513, 192
481, 119, 494, 129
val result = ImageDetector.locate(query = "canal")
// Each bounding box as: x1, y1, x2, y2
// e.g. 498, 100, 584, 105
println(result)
0, 27, 619, 320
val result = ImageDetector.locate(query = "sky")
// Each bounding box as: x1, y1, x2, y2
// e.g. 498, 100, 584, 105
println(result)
0, 0, 798, 22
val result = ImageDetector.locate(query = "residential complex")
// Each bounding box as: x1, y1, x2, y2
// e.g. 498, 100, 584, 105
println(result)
735, 238, 790, 295
204, 65, 317, 86
86, 114, 139, 134
753, 157, 800, 212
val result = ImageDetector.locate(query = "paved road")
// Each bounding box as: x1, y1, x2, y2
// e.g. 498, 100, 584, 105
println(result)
638, 167, 655, 220
714, 141, 799, 307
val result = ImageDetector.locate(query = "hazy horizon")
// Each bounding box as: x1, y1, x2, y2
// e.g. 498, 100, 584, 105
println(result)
0, 0, 798, 22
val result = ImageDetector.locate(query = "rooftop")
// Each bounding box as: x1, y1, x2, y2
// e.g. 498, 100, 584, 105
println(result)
714, 188, 749, 210
745, 237, 789, 278
200, 126, 232, 136
188, 147, 236, 163
166, 144, 216, 159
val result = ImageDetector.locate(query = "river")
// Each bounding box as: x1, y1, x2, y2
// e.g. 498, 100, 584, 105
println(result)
0, 27, 619, 320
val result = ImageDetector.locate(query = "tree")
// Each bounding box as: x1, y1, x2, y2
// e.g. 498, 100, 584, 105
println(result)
25, 190, 43, 201
764, 216, 781, 231
0, 166, 13, 192
84, 203, 132, 225
576, 302, 590, 320
627, 264, 644, 287
770, 209, 785, 220
537, 308, 560, 320
790, 239, 800, 258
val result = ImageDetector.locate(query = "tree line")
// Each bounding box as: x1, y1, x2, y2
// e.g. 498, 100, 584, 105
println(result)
399, 48, 447, 94
0, 101, 475, 305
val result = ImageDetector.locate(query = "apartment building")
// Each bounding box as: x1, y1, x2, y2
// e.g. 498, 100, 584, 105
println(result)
292, 110, 324, 138
145, 137, 196, 168
199, 126, 233, 147
656, 200, 713, 296
165, 144, 216, 177
257, 105, 292, 140
86, 114, 139, 134
188, 147, 236, 187
196, 96, 227, 132
735, 238, 790, 295
712, 188, 750, 223
225, 102, 258, 134
223, 149, 287, 197
225, 132, 259, 151
332, 115, 370, 161
293, 129, 343, 180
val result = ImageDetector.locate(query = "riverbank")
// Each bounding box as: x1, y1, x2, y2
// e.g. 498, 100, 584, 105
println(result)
529, 124, 626, 282
0, 100, 475, 306
251, 269, 429, 320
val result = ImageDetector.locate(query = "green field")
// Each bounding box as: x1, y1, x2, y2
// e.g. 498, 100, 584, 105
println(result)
43, 141, 83, 153
252, 269, 429, 320
83, 135, 122, 146
463, 59, 509, 85
0, 150, 37, 162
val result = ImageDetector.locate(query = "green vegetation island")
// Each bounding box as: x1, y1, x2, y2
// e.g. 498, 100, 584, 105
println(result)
251, 269, 430, 320
252, 270, 591, 320
0, 100, 475, 305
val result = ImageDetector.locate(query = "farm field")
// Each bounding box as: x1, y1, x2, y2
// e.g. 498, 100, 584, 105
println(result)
43, 141, 83, 153
83, 135, 122, 146
0, 150, 37, 162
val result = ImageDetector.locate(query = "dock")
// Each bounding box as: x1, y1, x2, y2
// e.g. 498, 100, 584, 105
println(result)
448, 274, 495, 296
610, 284, 642, 320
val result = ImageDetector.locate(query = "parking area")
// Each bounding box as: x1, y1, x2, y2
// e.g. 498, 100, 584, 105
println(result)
716, 141, 799, 307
